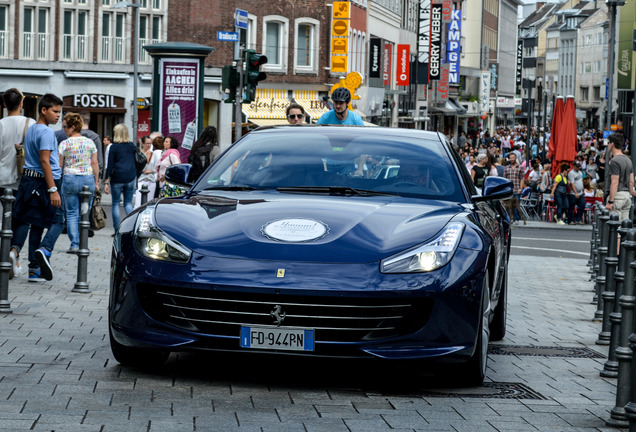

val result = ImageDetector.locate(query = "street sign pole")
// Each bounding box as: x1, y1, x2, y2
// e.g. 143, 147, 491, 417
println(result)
232, 9, 248, 142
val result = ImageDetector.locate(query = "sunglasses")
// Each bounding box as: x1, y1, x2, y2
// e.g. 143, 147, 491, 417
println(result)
287, 114, 304, 120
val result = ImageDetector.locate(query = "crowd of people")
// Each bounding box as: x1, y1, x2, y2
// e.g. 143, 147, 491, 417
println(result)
0, 88, 220, 283
454, 125, 617, 226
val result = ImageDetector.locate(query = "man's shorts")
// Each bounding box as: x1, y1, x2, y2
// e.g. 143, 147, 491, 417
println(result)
613, 190, 632, 222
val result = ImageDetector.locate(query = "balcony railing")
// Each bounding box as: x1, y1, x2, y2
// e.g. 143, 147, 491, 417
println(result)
101, 36, 111, 62
0, 30, 7, 58
138, 38, 160, 64
23, 32, 34, 59
37, 33, 48, 59
63, 34, 89, 61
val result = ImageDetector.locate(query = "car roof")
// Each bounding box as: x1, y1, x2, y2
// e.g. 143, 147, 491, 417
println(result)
250, 124, 446, 142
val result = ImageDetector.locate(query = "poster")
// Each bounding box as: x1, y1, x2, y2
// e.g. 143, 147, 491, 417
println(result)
158, 58, 200, 161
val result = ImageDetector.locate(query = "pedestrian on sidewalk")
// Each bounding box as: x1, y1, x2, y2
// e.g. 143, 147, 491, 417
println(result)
58, 112, 99, 253
134, 135, 159, 208
550, 162, 570, 225
567, 161, 585, 225
0, 88, 36, 197
9, 93, 63, 282
103, 124, 137, 235
605, 133, 636, 222
188, 126, 220, 183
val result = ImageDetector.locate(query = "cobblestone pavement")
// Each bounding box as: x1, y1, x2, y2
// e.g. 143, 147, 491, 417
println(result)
0, 223, 625, 431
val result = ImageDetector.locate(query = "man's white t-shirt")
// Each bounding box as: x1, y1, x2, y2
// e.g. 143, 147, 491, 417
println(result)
0, 116, 36, 187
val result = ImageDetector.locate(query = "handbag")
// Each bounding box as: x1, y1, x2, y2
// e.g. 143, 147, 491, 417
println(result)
90, 189, 107, 230
15, 118, 30, 179
134, 145, 148, 177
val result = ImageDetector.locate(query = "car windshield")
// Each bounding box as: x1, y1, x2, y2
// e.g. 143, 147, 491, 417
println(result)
195, 128, 464, 201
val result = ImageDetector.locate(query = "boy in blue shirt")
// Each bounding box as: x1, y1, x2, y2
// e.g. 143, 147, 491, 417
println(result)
10, 93, 63, 282
317, 88, 364, 126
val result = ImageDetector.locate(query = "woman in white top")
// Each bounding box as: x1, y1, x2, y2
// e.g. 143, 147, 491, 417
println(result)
134, 136, 160, 207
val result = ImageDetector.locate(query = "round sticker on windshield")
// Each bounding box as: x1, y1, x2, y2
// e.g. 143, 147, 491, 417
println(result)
261, 218, 329, 242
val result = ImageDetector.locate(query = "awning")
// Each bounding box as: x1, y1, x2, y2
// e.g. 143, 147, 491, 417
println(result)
430, 101, 459, 114
292, 90, 329, 121
242, 89, 290, 120
449, 98, 467, 115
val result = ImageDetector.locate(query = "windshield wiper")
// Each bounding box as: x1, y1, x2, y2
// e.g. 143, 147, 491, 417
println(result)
277, 186, 396, 196
203, 185, 258, 191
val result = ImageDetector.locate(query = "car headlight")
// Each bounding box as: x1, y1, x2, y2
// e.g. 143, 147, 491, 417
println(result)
380, 222, 465, 273
134, 207, 192, 263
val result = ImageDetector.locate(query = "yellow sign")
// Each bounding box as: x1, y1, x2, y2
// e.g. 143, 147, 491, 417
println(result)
332, 1, 350, 19
330, 72, 363, 109
331, 19, 349, 37
331, 56, 347, 73
332, 38, 348, 55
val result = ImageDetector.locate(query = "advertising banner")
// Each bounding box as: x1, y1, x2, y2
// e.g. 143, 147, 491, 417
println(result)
369, 38, 382, 78
617, 0, 635, 89
515, 40, 523, 96
479, 71, 491, 113
331, 1, 350, 74
383, 42, 393, 87
158, 58, 200, 161
417, 0, 431, 84
447, 9, 461, 84
396, 44, 410, 86
429, 3, 443, 81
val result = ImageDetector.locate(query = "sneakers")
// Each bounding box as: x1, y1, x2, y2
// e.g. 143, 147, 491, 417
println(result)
35, 248, 53, 281
557, 220, 566, 225
66, 248, 79, 255
28, 270, 45, 283
9, 249, 22, 279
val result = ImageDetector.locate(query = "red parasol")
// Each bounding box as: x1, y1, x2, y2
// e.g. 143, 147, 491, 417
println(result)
549, 96, 564, 177
556, 96, 578, 167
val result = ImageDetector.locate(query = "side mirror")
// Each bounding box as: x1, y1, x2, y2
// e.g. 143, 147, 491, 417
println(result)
472, 176, 514, 202
164, 163, 193, 186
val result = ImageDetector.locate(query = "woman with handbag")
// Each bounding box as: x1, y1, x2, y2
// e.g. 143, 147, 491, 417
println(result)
103, 124, 137, 235
157, 136, 181, 196
58, 113, 99, 253
134, 135, 159, 208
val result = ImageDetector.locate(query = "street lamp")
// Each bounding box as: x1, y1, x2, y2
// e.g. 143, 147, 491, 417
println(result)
537, 77, 543, 134
112, 1, 139, 143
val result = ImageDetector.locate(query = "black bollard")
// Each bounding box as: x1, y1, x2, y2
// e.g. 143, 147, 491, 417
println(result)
607, 223, 635, 427
598, 214, 620, 346
72, 186, 91, 294
140, 183, 149, 205
595, 209, 610, 322
0, 189, 15, 313
589, 203, 599, 269
592, 205, 603, 289
601, 214, 625, 374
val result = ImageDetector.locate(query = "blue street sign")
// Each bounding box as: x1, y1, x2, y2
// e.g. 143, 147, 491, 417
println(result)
605, 77, 609, 100
603, 130, 614, 139
217, 31, 239, 42
235, 9, 248, 29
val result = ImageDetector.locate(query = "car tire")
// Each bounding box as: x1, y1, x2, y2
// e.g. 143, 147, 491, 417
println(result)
109, 328, 170, 368
490, 267, 507, 341
451, 272, 490, 387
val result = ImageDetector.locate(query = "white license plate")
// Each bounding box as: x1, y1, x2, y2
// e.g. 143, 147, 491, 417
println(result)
240, 326, 315, 351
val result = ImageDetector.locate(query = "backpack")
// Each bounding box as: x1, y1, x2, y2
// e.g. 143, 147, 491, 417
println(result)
134, 145, 147, 177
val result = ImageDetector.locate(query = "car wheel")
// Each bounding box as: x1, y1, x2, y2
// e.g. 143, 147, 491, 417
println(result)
490, 267, 507, 341
451, 272, 491, 387
109, 328, 170, 368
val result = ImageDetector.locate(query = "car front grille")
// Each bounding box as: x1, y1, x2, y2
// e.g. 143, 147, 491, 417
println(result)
137, 284, 434, 343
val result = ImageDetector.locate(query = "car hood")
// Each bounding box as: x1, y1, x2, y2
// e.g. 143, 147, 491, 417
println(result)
153, 192, 466, 263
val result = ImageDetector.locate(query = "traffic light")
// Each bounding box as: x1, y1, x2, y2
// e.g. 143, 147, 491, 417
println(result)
244, 49, 267, 103
222, 64, 239, 103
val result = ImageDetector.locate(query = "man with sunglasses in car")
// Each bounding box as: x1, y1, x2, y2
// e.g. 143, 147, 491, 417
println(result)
286, 104, 307, 125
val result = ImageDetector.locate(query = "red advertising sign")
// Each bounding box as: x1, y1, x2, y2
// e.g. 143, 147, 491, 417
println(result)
396, 44, 410, 86
158, 58, 200, 161
383, 42, 392, 87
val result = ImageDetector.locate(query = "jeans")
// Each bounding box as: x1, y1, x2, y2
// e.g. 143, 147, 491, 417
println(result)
554, 191, 568, 222
11, 178, 64, 270
110, 178, 136, 230
63, 175, 95, 249
567, 194, 585, 223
